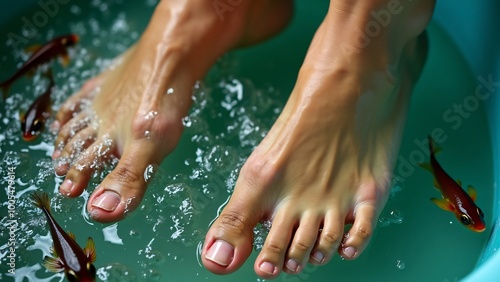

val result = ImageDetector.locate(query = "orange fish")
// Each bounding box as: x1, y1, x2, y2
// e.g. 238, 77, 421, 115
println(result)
20, 70, 54, 141
0, 34, 79, 99
31, 192, 97, 282
420, 136, 486, 232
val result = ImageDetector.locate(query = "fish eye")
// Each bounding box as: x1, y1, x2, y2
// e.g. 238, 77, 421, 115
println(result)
460, 214, 471, 225
66, 270, 77, 282
32, 119, 43, 132
87, 262, 97, 276
478, 208, 485, 219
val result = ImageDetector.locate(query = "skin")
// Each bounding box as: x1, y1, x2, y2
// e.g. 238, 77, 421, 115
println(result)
51, 0, 435, 279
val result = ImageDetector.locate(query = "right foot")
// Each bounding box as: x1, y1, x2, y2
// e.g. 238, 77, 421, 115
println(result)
202, 0, 435, 279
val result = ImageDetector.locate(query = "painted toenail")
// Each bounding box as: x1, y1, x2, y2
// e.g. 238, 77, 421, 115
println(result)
343, 246, 356, 258
312, 250, 325, 263
52, 149, 61, 159
91, 191, 121, 212
51, 120, 60, 131
259, 262, 277, 276
205, 240, 234, 266
60, 179, 73, 195
286, 259, 300, 273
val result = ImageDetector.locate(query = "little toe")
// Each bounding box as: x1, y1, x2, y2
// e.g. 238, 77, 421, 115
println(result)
310, 211, 344, 265
284, 214, 321, 274
339, 203, 377, 260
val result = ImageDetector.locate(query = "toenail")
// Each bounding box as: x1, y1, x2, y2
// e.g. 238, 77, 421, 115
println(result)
205, 240, 234, 266
343, 246, 357, 258
312, 250, 325, 263
52, 150, 61, 159
286, 259, 300, 273
51, 120, 60, 131
60, 179, 73, 195
91, 191, 121, 212
259, 262, 277, 276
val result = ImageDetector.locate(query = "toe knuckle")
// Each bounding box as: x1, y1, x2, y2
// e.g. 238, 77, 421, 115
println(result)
355, 224, 372, 239
217, 210, 247, 236
265, 240, 285, 255
110, 165, 140, 184
294, 241, 310, 252
322, 231, 340, 245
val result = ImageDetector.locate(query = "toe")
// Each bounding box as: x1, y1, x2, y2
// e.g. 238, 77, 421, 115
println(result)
310, 210, 344, 265
54, 127, 97, 175
53, 77, 102, 130
53, 111, 93, 160
59, 140, 106, 197
87, 138, 165, 222
284, 213, 321, 274
254, 212, 295, 279
202, 179, 265, 275
339, 203, 376, 260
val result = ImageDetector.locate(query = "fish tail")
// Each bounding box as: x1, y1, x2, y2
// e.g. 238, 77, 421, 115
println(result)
31, 191, 51, 212
427, 135, 442, 155
1, 81, 11, 99
428, 135, 436, 154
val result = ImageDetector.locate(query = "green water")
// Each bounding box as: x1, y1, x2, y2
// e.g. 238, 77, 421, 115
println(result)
0, 1, 493, 281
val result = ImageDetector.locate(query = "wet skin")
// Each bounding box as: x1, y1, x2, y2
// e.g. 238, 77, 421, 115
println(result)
51, 0, 436, 279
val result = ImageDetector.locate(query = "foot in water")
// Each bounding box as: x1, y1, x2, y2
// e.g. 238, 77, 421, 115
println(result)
51, 0, 293, 222
201, 1, 435, 279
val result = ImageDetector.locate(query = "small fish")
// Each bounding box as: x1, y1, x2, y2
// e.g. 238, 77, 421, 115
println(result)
420, 136, 486, 232
31, 191, 97, 282
0, 34, 79, 99
20, 70, 54, 141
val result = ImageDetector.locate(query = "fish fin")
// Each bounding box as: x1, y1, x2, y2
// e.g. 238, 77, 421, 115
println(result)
433, 178, 441, 189
19, 110, 26, 121
431, 198, 455, 212
30, 191, 51, 212
456, 179, 462, 187
67, 231, 76, 241
25, 44, 42, 54
43, 256, 64, 273
84, 237, 97, 263
60, 53, 70, 67
418, 162, 433, 172
1, 82, 11, 99
50, 245, 58, 258
468, 185, 477, 202
427, 136, 443, 154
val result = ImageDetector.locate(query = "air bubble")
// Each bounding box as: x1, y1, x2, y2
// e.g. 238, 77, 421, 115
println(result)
167, 88, 174, 95
144, 164, 157, 183
145, 111, 158, 120
396, 260, 406, 270
144, 130, 152, 139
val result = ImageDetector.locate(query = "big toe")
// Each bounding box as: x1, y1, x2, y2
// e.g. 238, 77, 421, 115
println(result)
87, 139, 164, 222
202, 180, 263, 274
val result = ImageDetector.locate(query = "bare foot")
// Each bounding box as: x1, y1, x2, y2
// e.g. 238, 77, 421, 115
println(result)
202, 0, 434, 279
52, 0, 293, 222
